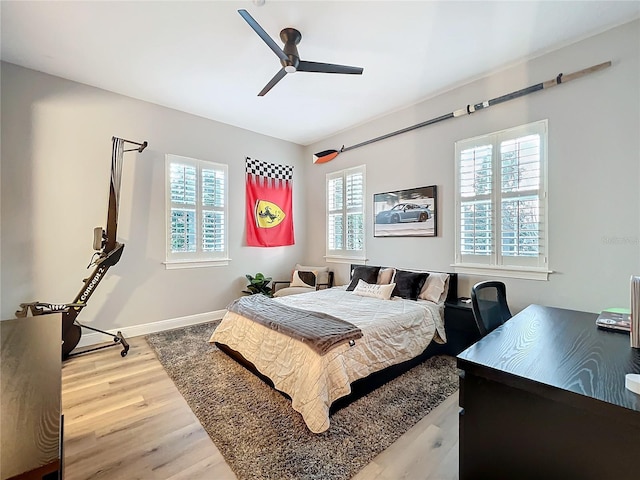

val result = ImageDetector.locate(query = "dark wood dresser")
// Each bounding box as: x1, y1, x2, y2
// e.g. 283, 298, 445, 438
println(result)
1, 314, 62, 480
457, 304, 640, 480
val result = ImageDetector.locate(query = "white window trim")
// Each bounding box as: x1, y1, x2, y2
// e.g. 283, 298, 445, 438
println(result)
453, 120, 551, 281
452, 263, 551, 281
326, 165, 367, 262
163, 259, 231, 270
324, 255, 370, 264
165, 154, 230, 269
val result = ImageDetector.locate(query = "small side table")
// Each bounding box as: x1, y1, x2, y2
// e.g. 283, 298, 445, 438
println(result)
444, 299, 481, 355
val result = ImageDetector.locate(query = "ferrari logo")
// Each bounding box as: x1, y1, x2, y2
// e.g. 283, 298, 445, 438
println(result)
255, 200, 285, 228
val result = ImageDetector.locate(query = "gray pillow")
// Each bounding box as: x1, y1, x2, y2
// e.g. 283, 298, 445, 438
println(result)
392, 270, 429, 300
347, 266, 381, 291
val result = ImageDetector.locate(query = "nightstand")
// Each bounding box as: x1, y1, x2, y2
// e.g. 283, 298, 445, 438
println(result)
444, 299, 481, 355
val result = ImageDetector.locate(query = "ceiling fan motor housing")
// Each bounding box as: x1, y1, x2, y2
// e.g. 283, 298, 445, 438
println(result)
280, 28, 301, 72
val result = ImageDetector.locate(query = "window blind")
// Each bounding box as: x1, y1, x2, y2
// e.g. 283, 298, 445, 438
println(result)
327, 165, 366, 258
500, 134, 542, 258
201, 168, 225, 253
166, 155, 228, 263
455, 120, 548, 274
170, 163, 197, 253
459, 145, 493, 256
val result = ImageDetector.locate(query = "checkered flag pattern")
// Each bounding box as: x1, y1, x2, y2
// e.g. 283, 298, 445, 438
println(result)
246, 157, 293, 181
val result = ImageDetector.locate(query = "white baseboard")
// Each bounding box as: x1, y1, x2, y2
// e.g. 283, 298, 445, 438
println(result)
76, 309, 226, 348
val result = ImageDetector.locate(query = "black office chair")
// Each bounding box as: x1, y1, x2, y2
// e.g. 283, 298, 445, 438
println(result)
470, 281, 512, 337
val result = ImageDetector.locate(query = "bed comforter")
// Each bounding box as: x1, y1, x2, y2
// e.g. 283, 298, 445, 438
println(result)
209, 287, 446, 433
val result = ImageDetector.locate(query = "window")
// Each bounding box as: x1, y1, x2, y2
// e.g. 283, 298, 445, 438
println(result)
165, 154, 228, 268
326, 165, 366, 261
454, 120, 549, 280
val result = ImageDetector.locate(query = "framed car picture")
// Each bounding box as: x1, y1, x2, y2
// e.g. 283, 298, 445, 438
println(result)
374, 185, 437, 237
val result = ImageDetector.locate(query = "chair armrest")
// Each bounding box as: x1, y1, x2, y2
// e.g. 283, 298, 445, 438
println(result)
315, 271, 334, 290
271, 280, 291, 293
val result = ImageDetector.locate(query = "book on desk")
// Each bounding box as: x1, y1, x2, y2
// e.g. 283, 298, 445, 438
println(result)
596, 310, 631, 332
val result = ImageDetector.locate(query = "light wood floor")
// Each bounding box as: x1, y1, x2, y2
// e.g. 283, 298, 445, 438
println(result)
62, 337, 460, 480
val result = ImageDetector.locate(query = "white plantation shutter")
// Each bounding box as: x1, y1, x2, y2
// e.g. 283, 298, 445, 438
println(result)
500, 133, 543, 263
459, 144, 493, 261
201, 168, 225, 253
327, 176, 344, 251
166, 155, 228, 265
346, 171, 364, 251
327, 165, 366, 259
455, 120, 549, 279
170, 163, 197, 253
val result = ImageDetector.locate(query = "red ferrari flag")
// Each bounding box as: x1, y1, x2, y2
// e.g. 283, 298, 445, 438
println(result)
245, 157, 294, 247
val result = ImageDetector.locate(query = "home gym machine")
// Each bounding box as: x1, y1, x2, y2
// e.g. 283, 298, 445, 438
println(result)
16, 137, 148, 360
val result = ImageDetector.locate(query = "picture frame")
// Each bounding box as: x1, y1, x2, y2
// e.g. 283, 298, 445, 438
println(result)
374, 185, 437, 237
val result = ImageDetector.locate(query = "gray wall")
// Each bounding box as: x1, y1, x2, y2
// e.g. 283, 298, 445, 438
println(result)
303, 20, 640, 314
0, 63, 306, 326
1, 20, 638, 330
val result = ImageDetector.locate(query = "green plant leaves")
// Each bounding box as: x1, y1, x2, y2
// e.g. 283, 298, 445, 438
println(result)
243, 272, 273, 297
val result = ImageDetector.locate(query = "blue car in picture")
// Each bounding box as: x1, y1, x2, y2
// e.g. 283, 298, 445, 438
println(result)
375, 203, 432, 224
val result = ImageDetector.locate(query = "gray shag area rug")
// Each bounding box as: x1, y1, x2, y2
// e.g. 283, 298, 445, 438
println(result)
145, 321, 458, 480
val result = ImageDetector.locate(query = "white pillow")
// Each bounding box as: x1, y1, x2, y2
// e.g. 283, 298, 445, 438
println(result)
352, 279, 396, 300
290, 270, 317, 288
377, 267, 396, 285
419, 272, 450, 303
439, 275, 451, 303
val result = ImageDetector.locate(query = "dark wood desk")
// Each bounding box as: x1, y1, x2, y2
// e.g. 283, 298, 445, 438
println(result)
1, 315, 62, 480
457, 304, 640, 480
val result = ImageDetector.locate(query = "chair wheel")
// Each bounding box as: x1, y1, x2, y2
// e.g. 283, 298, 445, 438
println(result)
113, 337, 120, 342
121, 350, 127, 357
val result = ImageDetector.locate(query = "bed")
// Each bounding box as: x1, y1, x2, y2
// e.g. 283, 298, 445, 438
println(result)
209, 265, 459, 433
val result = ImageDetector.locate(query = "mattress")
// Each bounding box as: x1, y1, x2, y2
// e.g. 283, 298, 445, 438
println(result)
209, 286, 445, 433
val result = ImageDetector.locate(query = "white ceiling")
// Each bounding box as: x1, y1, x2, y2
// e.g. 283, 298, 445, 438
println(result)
1, 1, 638, 146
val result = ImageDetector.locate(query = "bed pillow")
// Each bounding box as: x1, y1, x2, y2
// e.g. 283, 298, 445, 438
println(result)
392, 270, 429, 300
352, 279, 396, 300
419, 272, 450, 303
295, 264, 329, 285
377, 267, 396, 285
346, 265, 381, 291
438, 274, 451, 303
290, 270, 317, 288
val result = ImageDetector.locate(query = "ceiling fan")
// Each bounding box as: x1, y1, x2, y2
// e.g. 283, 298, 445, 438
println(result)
238, 9, 364, 96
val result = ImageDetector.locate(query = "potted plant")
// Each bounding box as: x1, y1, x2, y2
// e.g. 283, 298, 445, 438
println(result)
242, 272, 273, 297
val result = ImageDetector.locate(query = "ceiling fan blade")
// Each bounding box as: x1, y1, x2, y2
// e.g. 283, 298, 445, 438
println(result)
238, 9, 288, 63
297, 61, 364, 75
258, 68, 287, 96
